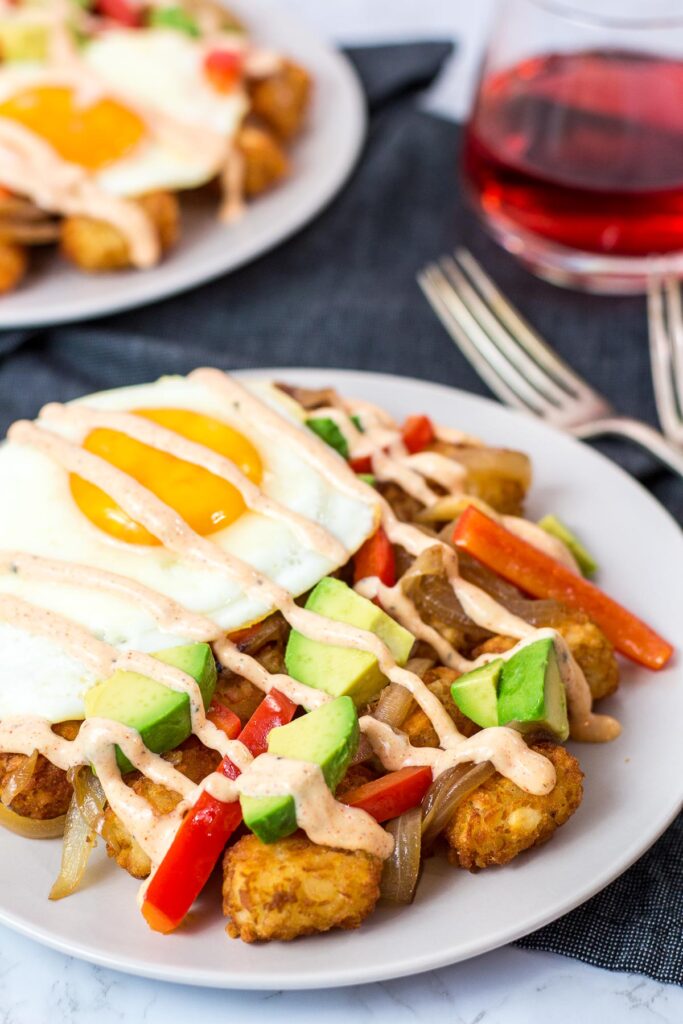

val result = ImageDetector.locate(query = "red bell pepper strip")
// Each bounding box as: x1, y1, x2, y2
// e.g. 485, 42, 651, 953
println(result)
206, 701, 241, 740
96, 0, 142, 27
340, 766, 432, 822
402, 414, 435, 454
141, 689, 297, 933
350, 455, 373, 474
353, 526, 396, 587
204, 49, 243, 92
453, 505, 673, 671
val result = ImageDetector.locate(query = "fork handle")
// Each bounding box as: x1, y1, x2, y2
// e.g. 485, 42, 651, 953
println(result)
572, 416, 683, 479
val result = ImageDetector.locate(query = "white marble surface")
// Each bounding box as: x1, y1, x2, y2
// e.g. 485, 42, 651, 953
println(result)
0, 2, 681, 1021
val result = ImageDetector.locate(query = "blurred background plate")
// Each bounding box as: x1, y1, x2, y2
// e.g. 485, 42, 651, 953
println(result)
0, 1, 365, 329
0, 369, 680, 990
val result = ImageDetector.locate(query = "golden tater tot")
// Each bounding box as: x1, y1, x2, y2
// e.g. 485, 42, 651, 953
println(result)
0, 720, 79, 819
223, 833, 382, 943
445, 741, 583, 870
60, 191, 179, 272
0, 241, 27, 294
249, 61, 311, 141
238, 124, 290, 197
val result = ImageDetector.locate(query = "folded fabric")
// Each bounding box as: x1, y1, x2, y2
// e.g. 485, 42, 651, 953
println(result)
0, 41, 679, 986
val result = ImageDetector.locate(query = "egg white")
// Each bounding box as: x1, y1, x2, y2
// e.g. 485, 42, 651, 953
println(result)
82, 28, 247, 196
0, 377, 379, 721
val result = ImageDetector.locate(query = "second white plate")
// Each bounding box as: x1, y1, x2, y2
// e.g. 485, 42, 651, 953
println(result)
0, 1, 365, 329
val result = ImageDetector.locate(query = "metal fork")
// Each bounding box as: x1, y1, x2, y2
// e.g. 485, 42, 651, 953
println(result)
418, 249, 683, 478
648, 277, 683, 451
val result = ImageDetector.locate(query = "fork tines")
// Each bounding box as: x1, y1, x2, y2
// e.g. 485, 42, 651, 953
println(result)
418, 249, 611, 428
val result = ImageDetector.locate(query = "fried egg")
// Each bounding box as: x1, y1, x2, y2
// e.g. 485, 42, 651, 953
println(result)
0, 377, 379, 721
0, 28, 246, 196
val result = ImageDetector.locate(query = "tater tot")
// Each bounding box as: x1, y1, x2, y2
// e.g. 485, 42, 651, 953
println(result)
60, 191, 179, 272
248, 61, 312, 140
238, 124, 290, 197
445, 741, 584, 870
223, 833, 382, 942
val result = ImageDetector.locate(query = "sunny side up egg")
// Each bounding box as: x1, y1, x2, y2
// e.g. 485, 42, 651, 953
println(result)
0, 377, 379, 722
0, 28, 246, 196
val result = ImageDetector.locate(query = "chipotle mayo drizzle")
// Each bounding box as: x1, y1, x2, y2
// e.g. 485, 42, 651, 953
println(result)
0, 370, 620, 883
193, 370, 616, 741
0, 118, 159, 267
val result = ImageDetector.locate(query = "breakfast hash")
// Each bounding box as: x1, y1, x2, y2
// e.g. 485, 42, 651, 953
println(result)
0, 370, 672, 942
0, 0, 312, 293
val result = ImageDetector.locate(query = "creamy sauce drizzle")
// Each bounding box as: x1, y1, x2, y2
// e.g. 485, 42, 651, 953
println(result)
0, 369, 621, 890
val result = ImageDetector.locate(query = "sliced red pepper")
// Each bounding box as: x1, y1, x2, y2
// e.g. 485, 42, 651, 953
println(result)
402, 414, 435, 454
340, 766, 432, 822
204, 49, 243, 92
350, 455, 373, 474
453, 505, 673, 671
206, 700, 241, 740
141, 689, 297, 933
353, 526, 396, 587
96, 0, 142, 27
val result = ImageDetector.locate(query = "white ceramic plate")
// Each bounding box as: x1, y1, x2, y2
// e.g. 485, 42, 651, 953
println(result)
1, 368, 681, 990
0, 3, 365, 329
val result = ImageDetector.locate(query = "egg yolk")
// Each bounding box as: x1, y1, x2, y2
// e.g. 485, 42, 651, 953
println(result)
0, 86, 145, 170
70, 408, 263, 546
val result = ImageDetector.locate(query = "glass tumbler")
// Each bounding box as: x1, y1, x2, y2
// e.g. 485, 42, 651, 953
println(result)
462, 0, 683, 293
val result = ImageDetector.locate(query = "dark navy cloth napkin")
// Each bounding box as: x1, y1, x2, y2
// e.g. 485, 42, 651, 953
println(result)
0, 42, 680, 985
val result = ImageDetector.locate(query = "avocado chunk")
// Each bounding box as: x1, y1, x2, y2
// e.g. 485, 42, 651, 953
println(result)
497, 637, 569, 741
450, 659, 502, 729
285, 577, 414, 707
538, 514, 597, 578
241, 695, 359, 843
0, 21, 48, 62
84, 643, 217, 773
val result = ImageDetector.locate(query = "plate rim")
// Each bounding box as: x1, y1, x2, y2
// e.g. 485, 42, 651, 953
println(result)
0, 367, 681, 990
0, 0, 366, 329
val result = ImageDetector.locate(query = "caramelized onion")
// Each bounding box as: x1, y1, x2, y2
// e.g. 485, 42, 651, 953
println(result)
231, 613, 288, 655
71, 766, 107, 835
350, 682, 417, 766
1, 749, 39, 807
405, 657, 435, 678
374, 683, 414, 728
49, 778, 99, 901
421, 761, 496, 847
0, 802, 66, 839
416, 494, 495, 524
380, 806, 422, 904
451, 446, 531, 490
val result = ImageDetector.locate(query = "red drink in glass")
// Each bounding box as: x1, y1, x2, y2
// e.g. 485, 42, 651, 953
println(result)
463, 51, 683, 258
463, 1, 683, 292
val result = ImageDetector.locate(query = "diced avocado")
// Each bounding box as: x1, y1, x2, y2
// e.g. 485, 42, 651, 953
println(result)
538, 514, 597, 578
84, 643, 216, 773
497, 637, 569, 742
285, 577, 414, 707
0, 21, 49, 62
241, 695, 359, 843
450, 659, 502, 729
148, 6, 200, 36
306, 417, 349, 459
